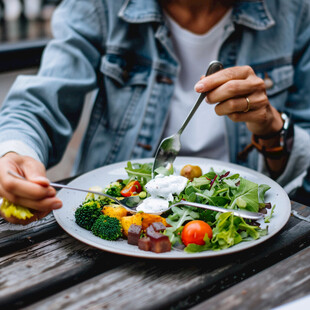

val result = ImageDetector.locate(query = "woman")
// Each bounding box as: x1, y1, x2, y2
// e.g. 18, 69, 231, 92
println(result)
0, 0, 309, 223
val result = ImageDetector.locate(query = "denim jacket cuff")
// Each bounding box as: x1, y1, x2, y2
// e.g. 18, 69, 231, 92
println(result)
0, 140, 41, 163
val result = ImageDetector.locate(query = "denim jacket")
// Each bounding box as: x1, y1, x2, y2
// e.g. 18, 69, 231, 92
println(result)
1, 0, 310, 187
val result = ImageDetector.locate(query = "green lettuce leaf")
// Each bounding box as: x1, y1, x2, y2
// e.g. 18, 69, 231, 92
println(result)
229, 178, 259, 212
124, 162, 152, 185
165, 206, 200, 245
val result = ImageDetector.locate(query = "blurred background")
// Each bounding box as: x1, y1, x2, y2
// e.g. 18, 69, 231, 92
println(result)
1, 1, 310, 205
0, 0, 93, 182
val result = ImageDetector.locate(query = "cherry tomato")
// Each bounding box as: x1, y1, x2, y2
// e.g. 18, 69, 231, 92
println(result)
181, 220, 213, 246
120, 180, 142, 197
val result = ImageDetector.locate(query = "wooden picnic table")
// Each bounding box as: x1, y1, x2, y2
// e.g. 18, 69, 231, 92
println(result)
0, 188, 309, 310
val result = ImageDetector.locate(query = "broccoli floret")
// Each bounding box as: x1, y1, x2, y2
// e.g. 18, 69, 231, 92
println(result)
91, 215, 122, 241
105, 181, 124, 197
75, 200, 102, 230
83, 197, 109, 208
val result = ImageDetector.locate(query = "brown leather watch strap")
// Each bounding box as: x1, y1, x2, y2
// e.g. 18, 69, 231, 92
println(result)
251, 135, 285, 159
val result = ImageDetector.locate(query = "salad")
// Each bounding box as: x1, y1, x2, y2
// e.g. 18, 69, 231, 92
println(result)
74, 162, 275, 254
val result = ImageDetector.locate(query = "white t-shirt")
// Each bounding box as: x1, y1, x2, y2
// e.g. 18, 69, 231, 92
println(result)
162, 10, 232, 161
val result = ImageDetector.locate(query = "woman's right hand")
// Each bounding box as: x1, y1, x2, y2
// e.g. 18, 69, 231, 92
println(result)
0, 152, 63, 223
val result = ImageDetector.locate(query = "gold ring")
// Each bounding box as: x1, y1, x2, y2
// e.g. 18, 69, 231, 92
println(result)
243, 97, 250, 113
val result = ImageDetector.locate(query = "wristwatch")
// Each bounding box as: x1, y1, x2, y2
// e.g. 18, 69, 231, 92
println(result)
253, 112, 294, 159
237, 112, 294, 161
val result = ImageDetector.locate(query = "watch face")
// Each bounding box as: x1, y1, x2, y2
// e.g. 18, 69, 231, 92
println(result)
280, 113, 294, 153
281, 112, 289, 130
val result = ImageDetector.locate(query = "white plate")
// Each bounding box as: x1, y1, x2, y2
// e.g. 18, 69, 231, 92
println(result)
53, 157, 291, 259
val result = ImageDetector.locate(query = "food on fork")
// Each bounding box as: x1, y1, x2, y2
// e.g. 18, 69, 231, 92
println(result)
0, 197, 49, 225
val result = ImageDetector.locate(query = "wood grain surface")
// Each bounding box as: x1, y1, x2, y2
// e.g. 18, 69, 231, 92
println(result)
191, 246, 310, 310
0, 201, 309, 310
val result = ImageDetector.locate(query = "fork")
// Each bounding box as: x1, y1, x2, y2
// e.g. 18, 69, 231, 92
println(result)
152, 60, 224, 178
7, 170, 264, 220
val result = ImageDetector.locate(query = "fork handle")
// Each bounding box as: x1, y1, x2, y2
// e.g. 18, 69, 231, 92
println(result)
7, 170, 121, 204
177, 61, 223, 135
172, 201, 264, 220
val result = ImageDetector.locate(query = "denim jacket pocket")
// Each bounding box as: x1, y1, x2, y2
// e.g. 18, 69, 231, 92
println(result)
100, 54, 150, 86
255, 64, 294, 97
99, 54, 151, 132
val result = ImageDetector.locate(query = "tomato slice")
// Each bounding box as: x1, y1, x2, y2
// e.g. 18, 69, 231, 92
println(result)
120, 180, 142, 197
181, 220, 213, 246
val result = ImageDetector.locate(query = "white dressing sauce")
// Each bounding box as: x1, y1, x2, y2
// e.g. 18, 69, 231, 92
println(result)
136, 197, 169, 213
136, 175, 188, 213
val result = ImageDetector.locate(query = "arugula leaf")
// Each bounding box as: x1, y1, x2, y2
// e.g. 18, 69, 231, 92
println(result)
229, 178, 259, 212
124, 162, 152, 185
165, 206, 199, 245
164, 226, 183, 246
258, 184, 271, 203
196, 191, 230, 207
167, 206, 200, 229
191, 177, 210, 189
184, 234, 212, 253
264, 204, 276, 223
211, 212, 243, 249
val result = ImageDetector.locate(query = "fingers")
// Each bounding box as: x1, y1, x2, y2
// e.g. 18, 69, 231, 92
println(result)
193, 65, 284, 136
208, 77, 265, 103
194, 66, 266, 104
195, 66, 255, 93
0, 153, 62, 212
215, 91, 268, 116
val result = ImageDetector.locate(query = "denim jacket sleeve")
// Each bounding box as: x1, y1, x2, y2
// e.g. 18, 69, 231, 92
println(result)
260, 1, 310, 186
0, 0, 106, 167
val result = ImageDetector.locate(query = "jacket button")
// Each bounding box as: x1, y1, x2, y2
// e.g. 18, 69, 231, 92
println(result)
156, 75, 173, 84
264, 72, 274, 89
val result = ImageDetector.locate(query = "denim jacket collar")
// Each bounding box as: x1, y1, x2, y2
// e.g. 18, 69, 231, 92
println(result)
118, 0, 163, 23
232, 1, 275, 30
119, 0, 275, 30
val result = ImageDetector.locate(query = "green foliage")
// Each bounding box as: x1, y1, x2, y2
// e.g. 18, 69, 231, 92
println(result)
197, 209, 217, 224
165, 206, 200, 245
91, 215, 122, 241
229, 178, 259, 212
264, 204, 276, 223
181, 170, 269, 213
184, 212, 268, 253
124, 162, 152, 184
105, 181, 124, 197
75, 200, 102, 230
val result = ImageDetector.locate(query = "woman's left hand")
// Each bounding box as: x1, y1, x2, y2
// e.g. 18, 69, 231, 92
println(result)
194, 65, 283, 136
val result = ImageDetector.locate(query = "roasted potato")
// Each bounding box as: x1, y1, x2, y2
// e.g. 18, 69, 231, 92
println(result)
180, 164, 202, 180
121, 213, 143, 237
121, 212, 169, 237
102, 204, 128, 220
140, 214, 168, 230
